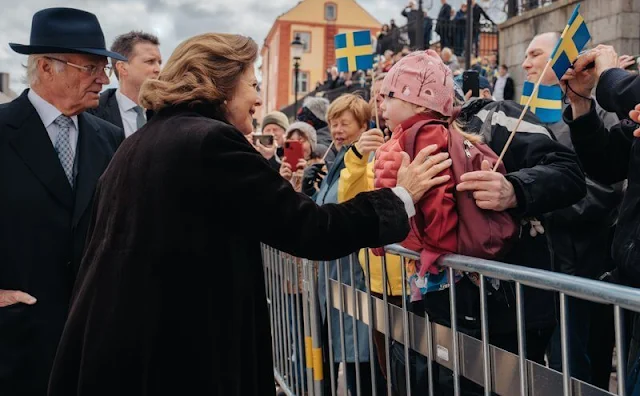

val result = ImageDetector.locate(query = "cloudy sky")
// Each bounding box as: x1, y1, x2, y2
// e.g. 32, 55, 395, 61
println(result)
0, 0, 504, 93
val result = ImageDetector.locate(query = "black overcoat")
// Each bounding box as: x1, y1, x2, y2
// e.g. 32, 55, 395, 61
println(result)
0, 89, 124, 396
48, 103, 410, 396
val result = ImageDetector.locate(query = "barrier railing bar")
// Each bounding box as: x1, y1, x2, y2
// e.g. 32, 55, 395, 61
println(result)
400, 256, 413, 396
327, 279, 616, 396
279, 252, 288, 381
448, 267, 461, 396
324, 261, 337, 395
303, 262, 315, 396
266, 244, 627, 396
385, 245, 640, 313
293, 261, 303, 396
560, 292, 571, 396
381, 254, 393, 396
516, 282, 528, 396
273, 248, 284, 376
284, 257, 293, 390
307, 260, 324, 396
615, 305, 626, 396
349, 256, 362, 396
285, 258, 295, 393
274, 369, 294, 396
336, 260, 348, 396
364, 250, 377, 396
479, 274, 492, 396
279, 254, 288, 383
264, 247, 276, 374
425, 312, 435, 396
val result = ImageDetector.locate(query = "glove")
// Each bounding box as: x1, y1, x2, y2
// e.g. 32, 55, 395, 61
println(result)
302, 163, 326, 197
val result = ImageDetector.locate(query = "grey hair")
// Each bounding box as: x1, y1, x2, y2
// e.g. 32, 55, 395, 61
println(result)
26, 54, 65, 86
302, 97, 330, 122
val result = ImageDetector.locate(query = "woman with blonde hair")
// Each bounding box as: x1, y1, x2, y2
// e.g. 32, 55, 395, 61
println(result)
47, 33, 452, 396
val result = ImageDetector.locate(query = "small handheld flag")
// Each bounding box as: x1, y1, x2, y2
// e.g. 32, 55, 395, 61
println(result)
520, 81, 563, 123
335, 30, 373, 73
493, 5, 590, 171
549, 4, 591, 81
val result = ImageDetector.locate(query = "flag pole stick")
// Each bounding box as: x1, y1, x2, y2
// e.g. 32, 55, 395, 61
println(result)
322, 141, 335, 163
374, 93, 380, 129
492, 58, 553, 172
370, 70, 380, 129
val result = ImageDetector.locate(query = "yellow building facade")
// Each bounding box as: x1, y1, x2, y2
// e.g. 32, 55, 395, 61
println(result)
259, 0, 380, 121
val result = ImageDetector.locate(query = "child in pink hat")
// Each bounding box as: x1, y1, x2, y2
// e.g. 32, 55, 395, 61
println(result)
373, 50, 460, 301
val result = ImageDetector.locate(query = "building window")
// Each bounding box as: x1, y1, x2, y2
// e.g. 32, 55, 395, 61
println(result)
294, 31, 312, 53
325, 3, 337, 21
292, 71, 310, 94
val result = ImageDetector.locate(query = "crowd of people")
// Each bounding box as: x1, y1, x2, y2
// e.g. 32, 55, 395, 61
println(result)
254, 25, 640, 396
311, 45, 515, 114
2, 4, 640, 396
305, 1, 511, 115
374, 0, 495, 58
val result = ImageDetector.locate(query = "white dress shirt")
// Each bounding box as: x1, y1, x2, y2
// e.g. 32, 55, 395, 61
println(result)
115, 89, 144, 138
391, 187, 416, 218
493, 74, 509, 101
27, 89, 79, 156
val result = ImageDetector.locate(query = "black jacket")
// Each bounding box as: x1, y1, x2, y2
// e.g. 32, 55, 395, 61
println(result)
544, 100, 622, 280
87, 88, 124, 129
424, 99, 586, 335
48, 103, 410, 396
377, 32, 393, 55
494, 76, 515, 100
566, 69, 640, 286
0, 90, 124, 396
401, 7, 421, 31
472, 3, 493, 27
436, 3, 452, 33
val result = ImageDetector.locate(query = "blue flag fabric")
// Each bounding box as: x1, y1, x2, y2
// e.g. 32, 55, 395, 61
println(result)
549, 4, 591, 81
335, 30, 373, 72
521, 81, 563, 124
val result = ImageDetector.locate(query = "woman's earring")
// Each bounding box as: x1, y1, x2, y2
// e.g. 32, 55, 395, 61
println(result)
224, 100, 228, 105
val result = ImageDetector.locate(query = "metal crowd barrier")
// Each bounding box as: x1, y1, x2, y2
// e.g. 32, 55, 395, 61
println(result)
263, 243, 640, 396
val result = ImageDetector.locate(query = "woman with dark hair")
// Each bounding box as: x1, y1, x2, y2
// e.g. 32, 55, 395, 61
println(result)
377, 24, 392, 55
47, 33, 453, 396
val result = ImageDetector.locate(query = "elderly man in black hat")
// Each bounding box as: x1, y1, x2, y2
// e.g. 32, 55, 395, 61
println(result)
0, 7, 125, 396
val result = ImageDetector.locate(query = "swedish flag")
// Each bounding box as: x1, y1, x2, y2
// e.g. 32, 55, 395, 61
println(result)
520, 81, 563, 123
335, 30, 373, 73
549, 4, 591, 80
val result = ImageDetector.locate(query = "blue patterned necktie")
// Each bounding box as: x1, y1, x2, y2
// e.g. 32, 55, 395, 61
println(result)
53, 114, 75, 188
134, 106, 146, 129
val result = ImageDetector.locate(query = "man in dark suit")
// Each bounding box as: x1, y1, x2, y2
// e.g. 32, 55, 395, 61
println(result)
0, 7, 126, 395
435, 0, 452, 50
88, 31, 161, 137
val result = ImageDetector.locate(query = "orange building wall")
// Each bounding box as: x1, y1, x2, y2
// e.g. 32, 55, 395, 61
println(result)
259, 0, 382, 120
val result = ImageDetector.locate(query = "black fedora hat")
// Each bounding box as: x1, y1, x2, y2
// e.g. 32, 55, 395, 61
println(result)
9, 7, 127, 61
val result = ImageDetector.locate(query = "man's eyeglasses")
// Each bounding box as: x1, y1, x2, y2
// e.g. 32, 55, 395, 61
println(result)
45, 56, 114, 78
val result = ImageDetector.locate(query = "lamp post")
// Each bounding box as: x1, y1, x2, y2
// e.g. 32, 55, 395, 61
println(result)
465, 0, 473, 71
291, 34, 304, 116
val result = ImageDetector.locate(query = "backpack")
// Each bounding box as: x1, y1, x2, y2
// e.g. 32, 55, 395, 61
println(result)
404, 118, 518, 260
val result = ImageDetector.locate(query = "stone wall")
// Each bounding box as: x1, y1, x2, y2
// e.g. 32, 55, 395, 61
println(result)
499, 0, 640, 99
